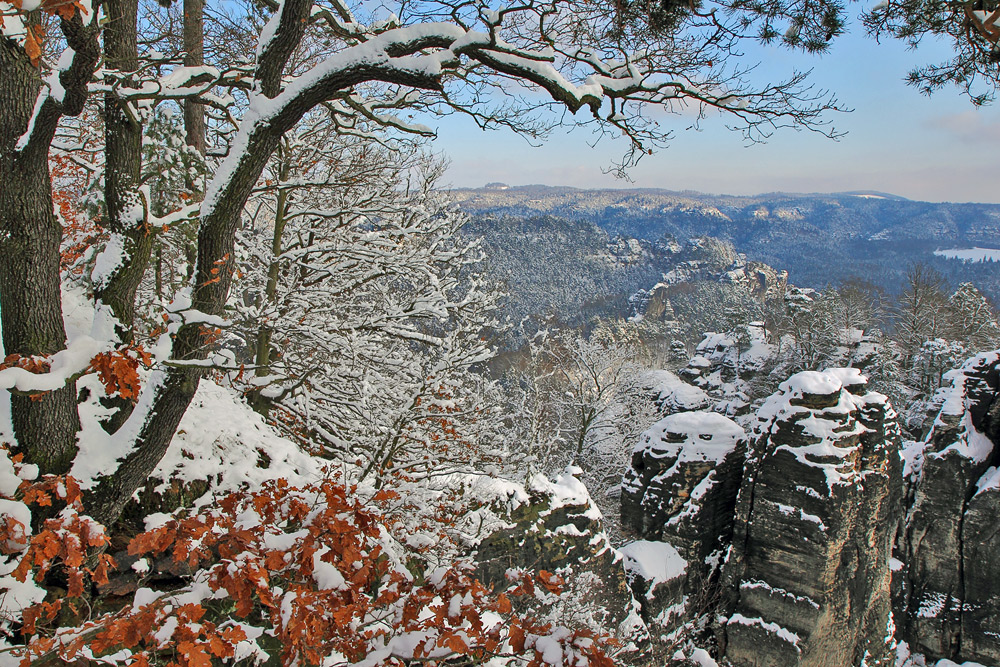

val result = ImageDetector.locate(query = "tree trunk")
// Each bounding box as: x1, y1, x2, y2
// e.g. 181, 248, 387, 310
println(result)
183, 0, 206, 154
0, 40, 81, 475
87, 365, 201, 525
97, 0, 154, 433
87, 120, 286, 525
98, 0, 149, 338
249, 167, 290, 416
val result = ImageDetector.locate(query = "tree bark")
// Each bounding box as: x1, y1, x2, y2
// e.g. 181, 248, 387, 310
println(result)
98, 0, 150, 339
0, 38, 82, 474
86, 0, 449, 525
97, 0, 153, 434
183, 0, 206, 154
249, 162, 290, 416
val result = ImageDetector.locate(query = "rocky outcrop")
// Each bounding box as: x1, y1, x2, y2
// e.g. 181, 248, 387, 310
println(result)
621, 412, 746, 574
642, 370, 712, 414
472, 468, 649, 660
616, 355, 1000, 666
620, 412, 746, 652
676, 326, 774, 418
722, 368, 902, 667
620, 540, 688, 641
635, 238, 788, 326
898, 351, 1000, 665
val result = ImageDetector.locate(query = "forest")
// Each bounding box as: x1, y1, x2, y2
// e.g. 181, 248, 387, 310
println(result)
2, 0, 1000, 665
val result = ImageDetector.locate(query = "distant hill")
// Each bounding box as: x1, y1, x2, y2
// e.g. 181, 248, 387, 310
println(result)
452, 186, 1000, 300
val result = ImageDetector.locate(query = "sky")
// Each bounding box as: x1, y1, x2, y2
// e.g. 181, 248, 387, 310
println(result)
432, 20, 1000, 204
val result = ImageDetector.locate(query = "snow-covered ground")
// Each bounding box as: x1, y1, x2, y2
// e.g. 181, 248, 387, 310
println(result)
933, 248, 1000, 262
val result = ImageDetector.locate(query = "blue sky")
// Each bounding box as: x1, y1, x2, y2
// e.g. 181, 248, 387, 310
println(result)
433, 20, 1000, 204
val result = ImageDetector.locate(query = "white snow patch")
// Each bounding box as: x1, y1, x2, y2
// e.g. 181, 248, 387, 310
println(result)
975, 466, 1000, 496
933, 248, 1000, 263
727, 613, 802, 648
634, 411, 745, 461
619, 540, 687, 591
528, 466, 602, 521
73, 379, 323, 499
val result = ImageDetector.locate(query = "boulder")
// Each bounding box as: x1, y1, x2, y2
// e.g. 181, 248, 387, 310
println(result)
722, 368, 902, 667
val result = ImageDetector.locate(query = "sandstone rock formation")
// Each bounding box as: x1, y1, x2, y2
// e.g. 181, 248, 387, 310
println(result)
898, 351, 1000, 665
620, 411, 747, 653
621, 411, 747, 576
620, 540, 688, 641
722, 368, 902, 667
616, 355, 1000, 666
472, 468, 649, 660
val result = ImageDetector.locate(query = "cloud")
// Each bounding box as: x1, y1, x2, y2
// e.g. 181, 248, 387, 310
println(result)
924, 110, 1000, 143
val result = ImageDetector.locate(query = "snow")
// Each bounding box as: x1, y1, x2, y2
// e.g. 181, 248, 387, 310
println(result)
773, 502, 827, 531
975, 466, 1000, 496
91, 234, 127, 291
739, 580, 819, 609
916, 593, 946, 619
688, 648, 719, 666
901, 440, 927, 481
727, 613, 802, 648
931, 352, 1000, 421
644, 370, 711, 411
619, 540, 687, 590
752, 368, 885, 490
528, 466, 602, 521
311, 547, 347, 590
159, 65, 222, 90
0, 3, 27, 40
0, 334, 106, 394
634, 411, 745, 461
932, 413, 995, 464
73, 377, 324, 499
779, 369, 845, 397
933, 247, 1000, 263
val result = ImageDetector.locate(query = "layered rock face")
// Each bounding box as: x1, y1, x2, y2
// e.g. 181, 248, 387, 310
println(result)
722, 368, 902, 667
620, 412, 747, 645
622, 411, 747, 574
619, 540, 689, 641
898, 352, 1000, 665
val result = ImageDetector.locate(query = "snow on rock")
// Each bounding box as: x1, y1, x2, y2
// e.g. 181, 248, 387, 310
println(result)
643, 370, 712, 412
617, 539, 688, 644
687, 648, 720, 666
622, 412, 746, 561
473, 467, 650, 657
723, 367, 902, 667
900, 350, 1000, 665
528, 466, 603, 521
677, 325, 773, 418
619, 540, 687, 589
620, 412, 746, 651
749, 367, 881, 491
633, 411, 746, 461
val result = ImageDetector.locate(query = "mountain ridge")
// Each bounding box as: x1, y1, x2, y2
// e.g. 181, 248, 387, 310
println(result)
452, 185, 1000, 299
